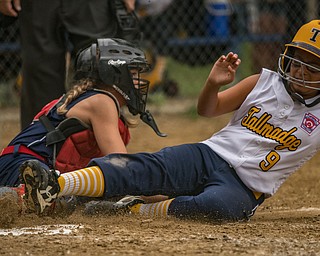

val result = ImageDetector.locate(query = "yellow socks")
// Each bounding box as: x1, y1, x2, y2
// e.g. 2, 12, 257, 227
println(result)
129, 198, 174, 218
55, 165, 174, 219
57, 166, 105, 197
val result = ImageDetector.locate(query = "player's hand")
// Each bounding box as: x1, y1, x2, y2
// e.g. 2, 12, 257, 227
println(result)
0, 0, 21, 17
207, 52, 241, 87
123, 0, 135, 13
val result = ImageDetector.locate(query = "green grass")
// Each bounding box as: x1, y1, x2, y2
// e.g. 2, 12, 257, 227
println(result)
237, 42, 253, 79
165, 43, 253, 99
148, 44, 254, 116
166, 58, 212, 97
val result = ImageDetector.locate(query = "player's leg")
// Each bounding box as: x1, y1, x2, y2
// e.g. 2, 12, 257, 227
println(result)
166, 187, 262, 222
19, 0, 67, 129
0, 154, 36, 186
20, 143, 219, 214
128, 164, 265, 222
89, 143, 223, 198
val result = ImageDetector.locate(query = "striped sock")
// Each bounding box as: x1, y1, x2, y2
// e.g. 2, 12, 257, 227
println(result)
129, 198, 174, 218
57, 166, 105, 197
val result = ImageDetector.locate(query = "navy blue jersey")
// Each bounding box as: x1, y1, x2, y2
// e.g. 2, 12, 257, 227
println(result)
9, 90, 101, 161
0, 89, 125, 185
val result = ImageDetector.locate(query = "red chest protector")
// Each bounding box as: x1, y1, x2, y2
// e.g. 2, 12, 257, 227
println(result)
36, 90, 130, 173
54, 118, 130, 173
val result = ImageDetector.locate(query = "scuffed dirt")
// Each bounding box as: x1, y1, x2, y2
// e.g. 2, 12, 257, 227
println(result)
0, 192, 21, 228
0, 105, 320, 255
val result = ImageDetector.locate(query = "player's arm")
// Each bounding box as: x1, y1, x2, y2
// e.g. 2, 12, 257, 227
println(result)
197, 52, 259, 117
123, 0, 136, 12
89, 95, 127, 155
68, 94, 127, 155
0, 0, 21, 17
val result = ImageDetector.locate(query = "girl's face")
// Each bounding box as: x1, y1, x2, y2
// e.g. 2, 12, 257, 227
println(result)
130, 68, 139, 88
289, 48, 320, 99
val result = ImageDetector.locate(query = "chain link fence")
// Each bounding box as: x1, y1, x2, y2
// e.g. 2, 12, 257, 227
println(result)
139, 0, 316, 73
0, 19, 20, 107
0, 0, 318, 106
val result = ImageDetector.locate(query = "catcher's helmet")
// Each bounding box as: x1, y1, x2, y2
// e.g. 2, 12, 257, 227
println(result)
278, 20, 320, 107
74, 38, 166, 137
75, 38, 150, 115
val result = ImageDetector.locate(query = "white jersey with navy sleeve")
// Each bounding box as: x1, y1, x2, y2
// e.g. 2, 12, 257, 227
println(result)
202, 68, 320, 197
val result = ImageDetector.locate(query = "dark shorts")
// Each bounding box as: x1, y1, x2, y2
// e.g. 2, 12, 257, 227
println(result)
0, 154, 47, 186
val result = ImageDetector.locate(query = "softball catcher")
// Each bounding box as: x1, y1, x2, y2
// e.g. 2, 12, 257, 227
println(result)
1, 38, 164, 188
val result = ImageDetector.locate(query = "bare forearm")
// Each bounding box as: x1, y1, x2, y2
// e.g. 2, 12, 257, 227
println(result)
197, 79, 221, 117
197, 53, 241, 117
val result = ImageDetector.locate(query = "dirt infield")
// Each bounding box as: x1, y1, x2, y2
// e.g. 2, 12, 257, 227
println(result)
0, 105, 320, 255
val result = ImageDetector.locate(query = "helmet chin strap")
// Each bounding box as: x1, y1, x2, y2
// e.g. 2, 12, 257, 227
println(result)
113, 83, 167, 137
284, 80, 320, 107
140, 110, 167, 137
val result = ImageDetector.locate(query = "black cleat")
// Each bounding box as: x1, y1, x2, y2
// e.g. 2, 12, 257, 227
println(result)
83, 196, 145, 216
19, 160, 60, 215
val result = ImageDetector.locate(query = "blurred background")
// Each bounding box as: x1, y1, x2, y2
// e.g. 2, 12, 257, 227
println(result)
0, 0, 318, 130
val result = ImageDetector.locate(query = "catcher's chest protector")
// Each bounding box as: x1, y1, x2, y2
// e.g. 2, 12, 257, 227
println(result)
35, 90, 130, 173
55, 128, 102, 173
55, 118, 130, 173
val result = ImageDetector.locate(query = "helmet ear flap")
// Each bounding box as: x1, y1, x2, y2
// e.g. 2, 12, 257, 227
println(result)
98, 60, 121, 85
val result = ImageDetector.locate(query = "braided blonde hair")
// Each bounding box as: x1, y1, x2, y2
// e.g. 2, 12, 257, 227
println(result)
56, 78, 140, 128
57, 78, 94, 115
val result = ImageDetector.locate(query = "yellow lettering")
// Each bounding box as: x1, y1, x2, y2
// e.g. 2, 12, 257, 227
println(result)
242, 106, 301, 151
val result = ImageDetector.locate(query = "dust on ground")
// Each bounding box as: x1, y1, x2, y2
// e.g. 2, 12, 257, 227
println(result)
0, 102, 320, 256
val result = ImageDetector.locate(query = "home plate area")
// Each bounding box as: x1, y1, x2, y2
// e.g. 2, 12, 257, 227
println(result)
0, 224, 84, 236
